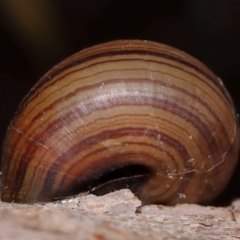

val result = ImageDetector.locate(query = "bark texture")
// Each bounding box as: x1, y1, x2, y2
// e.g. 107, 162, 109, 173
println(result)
0, 189, 240, 240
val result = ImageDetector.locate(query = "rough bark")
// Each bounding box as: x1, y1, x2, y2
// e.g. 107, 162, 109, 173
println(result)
1, 189, 240, 239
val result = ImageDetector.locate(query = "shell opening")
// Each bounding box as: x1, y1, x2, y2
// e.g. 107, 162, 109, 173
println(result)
55, 164, 150, 201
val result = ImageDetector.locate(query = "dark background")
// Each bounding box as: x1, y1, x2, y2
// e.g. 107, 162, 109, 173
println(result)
0, 0, 240, 205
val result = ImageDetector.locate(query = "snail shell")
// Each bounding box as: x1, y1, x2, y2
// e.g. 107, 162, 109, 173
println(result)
1, 40, 239, 204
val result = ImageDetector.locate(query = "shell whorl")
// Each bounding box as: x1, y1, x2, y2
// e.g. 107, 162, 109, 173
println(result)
1, 40, 239, 204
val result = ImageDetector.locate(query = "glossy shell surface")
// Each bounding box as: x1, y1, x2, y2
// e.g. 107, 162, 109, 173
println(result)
1, 40, 239, 204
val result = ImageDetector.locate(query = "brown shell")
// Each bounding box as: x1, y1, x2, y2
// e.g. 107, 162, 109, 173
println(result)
1, 40, 239, 204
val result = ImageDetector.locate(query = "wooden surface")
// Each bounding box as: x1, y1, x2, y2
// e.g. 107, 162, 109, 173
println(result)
1, 189, 240, 239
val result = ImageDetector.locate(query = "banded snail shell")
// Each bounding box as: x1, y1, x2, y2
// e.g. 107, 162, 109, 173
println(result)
1, 40, 239, 204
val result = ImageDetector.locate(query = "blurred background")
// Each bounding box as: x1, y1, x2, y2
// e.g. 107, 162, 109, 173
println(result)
0, 0, 240, 205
